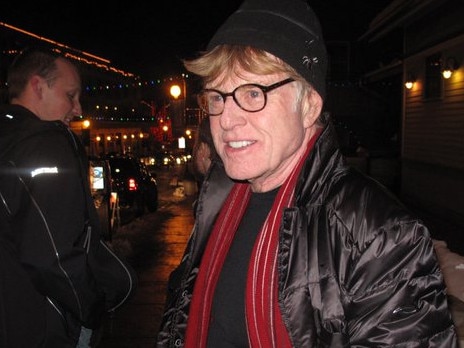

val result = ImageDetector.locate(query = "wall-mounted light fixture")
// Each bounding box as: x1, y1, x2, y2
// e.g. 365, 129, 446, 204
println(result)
405, 73, 415, 89
442, 57, 459, 79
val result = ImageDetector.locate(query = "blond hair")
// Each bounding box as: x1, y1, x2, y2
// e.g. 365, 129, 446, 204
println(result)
184, 45, 313, 114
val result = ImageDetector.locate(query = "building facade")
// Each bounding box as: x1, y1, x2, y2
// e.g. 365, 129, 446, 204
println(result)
361, 0, 464, 228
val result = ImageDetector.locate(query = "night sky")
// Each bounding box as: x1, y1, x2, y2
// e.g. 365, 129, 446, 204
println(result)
1, 1, 392, 79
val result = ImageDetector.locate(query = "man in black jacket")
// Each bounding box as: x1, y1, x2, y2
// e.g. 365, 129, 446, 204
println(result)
156, 0, 458, 346
0, 48, 137, 347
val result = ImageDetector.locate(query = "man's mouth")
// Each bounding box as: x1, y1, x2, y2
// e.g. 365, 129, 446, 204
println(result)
228, 140, 255, 149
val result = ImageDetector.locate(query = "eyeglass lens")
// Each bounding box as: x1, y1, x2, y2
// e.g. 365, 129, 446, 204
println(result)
198, 78, 294, 116
199, 85, 266, 116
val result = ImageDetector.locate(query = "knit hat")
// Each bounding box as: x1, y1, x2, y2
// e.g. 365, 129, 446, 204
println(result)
207, 0, 328, 100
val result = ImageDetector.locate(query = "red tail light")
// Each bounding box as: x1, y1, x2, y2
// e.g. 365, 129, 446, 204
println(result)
128, 178, 138, 191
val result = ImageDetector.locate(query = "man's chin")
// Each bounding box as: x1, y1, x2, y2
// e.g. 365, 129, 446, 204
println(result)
225, 167, 254, 183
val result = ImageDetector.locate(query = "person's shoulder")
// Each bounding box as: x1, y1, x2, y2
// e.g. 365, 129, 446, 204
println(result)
329, 166, 399, 205
0, 104, 35, 121
300, 161, 427, 251
0, 104, 61, 135
326, 168, 422, 239
0, 107, 71, 160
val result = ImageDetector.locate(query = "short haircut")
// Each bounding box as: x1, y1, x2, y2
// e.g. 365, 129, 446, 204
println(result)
7, 47, 63, 101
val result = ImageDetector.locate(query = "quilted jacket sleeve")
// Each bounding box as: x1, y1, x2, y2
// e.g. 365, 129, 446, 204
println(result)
325, 175, 459, 347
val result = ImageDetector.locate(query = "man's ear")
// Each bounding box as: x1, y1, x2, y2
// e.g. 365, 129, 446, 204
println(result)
302, 88, 323, 128
30, 75, 44, 98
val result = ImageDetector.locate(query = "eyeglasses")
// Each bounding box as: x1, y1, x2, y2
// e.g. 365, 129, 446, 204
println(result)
197, 78, 295, 116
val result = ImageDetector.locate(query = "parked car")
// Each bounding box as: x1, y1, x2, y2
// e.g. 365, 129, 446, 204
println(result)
89, 157, 118, 240
107, 155, 158, 217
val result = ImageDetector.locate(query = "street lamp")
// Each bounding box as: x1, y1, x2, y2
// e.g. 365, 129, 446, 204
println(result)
162, 124, 169, 142
169, 75, 187, 100
170, 85, 182, 99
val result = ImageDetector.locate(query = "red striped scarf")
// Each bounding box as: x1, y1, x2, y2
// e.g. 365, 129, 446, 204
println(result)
185, 132, 319, 347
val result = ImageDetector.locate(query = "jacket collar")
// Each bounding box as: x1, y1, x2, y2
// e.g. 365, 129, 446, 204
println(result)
294, 115, 344, 206
0, 104, 37, 123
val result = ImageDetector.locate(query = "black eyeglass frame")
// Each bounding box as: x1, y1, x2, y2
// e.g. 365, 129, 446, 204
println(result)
197, 77, 295, 116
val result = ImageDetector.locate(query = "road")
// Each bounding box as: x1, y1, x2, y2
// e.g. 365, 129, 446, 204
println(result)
97, 167, 195, 348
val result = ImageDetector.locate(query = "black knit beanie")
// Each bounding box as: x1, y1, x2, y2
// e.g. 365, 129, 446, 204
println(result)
207, 0, 328, 100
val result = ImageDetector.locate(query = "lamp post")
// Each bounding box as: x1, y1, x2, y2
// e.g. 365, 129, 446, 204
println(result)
162, 124, 169, 143
169, 77, 187, 139
81, 119, 91, 153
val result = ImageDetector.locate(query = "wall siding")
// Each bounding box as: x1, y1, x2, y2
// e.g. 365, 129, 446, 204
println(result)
402, 38, 464, 225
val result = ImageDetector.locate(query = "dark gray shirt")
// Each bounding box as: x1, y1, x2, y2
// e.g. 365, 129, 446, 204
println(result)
207, 188, 279, 347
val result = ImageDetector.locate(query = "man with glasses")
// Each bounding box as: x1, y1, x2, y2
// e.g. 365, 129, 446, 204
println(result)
157, 0, 458, 346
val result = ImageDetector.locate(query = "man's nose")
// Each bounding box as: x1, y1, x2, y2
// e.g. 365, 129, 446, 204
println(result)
73, 100, 82, 116
219, 97, 247, 130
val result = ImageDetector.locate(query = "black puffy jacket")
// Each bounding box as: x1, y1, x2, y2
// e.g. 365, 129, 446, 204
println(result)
157, 117, 458, 347
0, 105, 136, 347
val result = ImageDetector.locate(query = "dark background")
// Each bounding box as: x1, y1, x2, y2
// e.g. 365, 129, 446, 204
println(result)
1, 1, 393, 78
